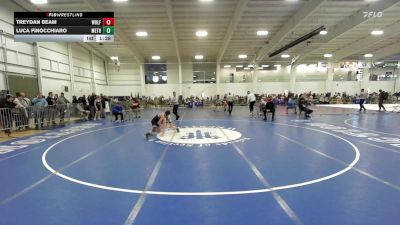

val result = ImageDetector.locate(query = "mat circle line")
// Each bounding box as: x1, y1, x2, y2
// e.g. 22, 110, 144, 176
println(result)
41, 120, 360, 196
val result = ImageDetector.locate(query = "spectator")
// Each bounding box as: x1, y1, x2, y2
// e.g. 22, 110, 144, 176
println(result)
100, 94, 109, 118
89, 92, 96, 119
130, 98, 141, 118
378, 89, 387, 112
0, 94, 18, 136
72, 96, 78, 104
32, 92, 48, 129
46, 92, 56, 126
94, 95, 102, 120
112, 101, 124, 122
57, 92, 70, 124
13, 92, 29, 129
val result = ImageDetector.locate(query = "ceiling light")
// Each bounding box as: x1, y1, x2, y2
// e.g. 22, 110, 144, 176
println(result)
211, 77, 215, 80
371, 30, 384, 36
136, 31, 148, 37
195, 55, 204, 60
274, 64, 281, 67
375, 61, 383, 64
258, 67, 263, 70
247, 65, 254, 68
324, 53, 333, 58
238, 54, 247, 59
257, 30, 269, 36
152, 55, 161, 60
224, 65, 231, 68
110, 56, 118, 60
196, 30, 208, 37
236, 65, 243, 68
262, 65, 269, 67
30, 0, 47, 3
281, 54, 290, 58
114, 0, 128, 1
320, 30, 328, 35
152, 76, 159, 83
244, 67, 251, 70
161, 75, 167, 81
364, 53, 373, 58
200, 0, 213, 1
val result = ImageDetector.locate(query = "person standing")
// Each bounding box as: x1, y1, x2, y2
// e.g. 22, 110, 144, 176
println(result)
171, 91, 180, 120
89, 92, 96, 119
226, 92, 234, 116
359, 89, 367, 112
13, 92, 29, 129
0, 95, 18, 136
378, 89, 386, 112
247, 91, 256, 117
46, 92, 56, 125
32, 92, 48, 129
57, 92, 70, 124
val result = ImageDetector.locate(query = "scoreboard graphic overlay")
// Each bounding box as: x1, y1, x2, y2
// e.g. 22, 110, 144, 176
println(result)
14, 12, 114, 43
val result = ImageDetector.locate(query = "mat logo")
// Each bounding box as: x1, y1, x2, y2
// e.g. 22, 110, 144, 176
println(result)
180, 130, 221, 140
156, 126, 249, 147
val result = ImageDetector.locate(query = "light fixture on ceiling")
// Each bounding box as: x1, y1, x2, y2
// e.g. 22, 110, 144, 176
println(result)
274, 64, 281, 67
199, 0, 213, 2
152, 55, 161, 60
364, 53, 373, 58
236, 65, 243, 68
371, 30, 384, 36
196, 30, 208, 37
30, 0, 47, 4
238, 54, 247, 59
161, 75, 167, 81
224, 65, 231, 68
113, 0, 128, 2
244, 67, 251, 70
262, 65, 270, 67
324, 53, 333, 58
257, 30, 269, 36
281, 54, 290, 58
211, 77, 215, 80
110, 56, 119, 61
195, 55, 204, 60
319, 30, 328, 35
136, 31, 148, 37
247, 65, 254, 68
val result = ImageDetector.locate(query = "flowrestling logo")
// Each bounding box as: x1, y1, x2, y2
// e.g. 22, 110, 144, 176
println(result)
155, 126, 250, 147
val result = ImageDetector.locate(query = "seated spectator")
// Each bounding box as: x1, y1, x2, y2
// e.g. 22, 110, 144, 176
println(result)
76, 103, 90, 120
112, 101, 124, 122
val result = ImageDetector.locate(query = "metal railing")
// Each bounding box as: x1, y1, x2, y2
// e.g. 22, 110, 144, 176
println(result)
0, 104, 88, 132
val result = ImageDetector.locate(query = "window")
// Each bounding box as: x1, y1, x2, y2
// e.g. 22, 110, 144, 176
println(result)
145, 64, 167, 84
369, 67, 398, 81
192, 63, 216, 84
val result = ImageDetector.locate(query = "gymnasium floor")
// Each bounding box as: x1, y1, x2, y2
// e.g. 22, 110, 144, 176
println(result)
0, 106, 399, 225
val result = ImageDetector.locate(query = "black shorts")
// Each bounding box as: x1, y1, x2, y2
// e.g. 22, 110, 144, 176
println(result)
151, 116, 159, 127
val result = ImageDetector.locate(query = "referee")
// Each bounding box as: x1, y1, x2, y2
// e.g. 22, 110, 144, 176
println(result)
247, 91, 256, 117
171, 91, 180, 120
